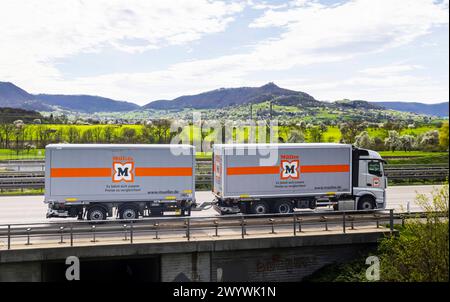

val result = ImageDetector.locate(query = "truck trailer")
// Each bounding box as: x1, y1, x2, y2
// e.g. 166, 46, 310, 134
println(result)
212, 143, 387, 214
45, 144, 195, 220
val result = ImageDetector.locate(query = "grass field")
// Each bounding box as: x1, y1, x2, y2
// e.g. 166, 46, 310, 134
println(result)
0, 148, 45, 160
379, 151, 448, 157
379, 151, 449, 165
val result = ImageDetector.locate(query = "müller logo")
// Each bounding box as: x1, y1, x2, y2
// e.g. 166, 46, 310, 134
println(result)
113, 156, 134, 182
280, 154, 300, 180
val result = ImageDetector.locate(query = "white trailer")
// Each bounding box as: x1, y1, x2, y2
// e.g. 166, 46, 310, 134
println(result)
212, 143, 387, 214
45, 144, 195, 220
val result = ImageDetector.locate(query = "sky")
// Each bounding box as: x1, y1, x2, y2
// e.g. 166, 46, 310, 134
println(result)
0, 0, 448, 105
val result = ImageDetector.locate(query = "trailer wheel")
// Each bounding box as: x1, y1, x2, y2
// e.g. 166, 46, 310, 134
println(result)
87, 206, 107, 221
251, 201, 269, 215
273, 200, 293, 214
357, 196, 375, 210
119, 206, 139, 220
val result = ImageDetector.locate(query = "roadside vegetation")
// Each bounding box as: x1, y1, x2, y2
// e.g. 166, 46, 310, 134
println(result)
305, 184, 449, 282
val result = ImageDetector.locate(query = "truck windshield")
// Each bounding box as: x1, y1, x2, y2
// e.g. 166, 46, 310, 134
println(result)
368, 161, 383, 177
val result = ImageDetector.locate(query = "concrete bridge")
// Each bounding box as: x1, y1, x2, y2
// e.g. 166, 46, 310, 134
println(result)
0, 225, 392, 281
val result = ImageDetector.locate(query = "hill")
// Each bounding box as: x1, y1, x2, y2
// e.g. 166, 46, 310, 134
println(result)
0, 82, 139, 113
0, 107, 45, 123
144, 82, 320, 109
373, 101, 449, 117
34, 94, 139, 113
2, 81, 448, 117
334, 99, 384, 110
0, 82, 52, 111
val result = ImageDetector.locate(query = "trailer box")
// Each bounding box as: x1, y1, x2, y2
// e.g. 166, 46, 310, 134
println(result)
45, 144, 195, 205
213, 143, 352, 199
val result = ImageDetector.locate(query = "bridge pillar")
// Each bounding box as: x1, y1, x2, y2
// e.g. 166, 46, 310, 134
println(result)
161, 252, 211, 282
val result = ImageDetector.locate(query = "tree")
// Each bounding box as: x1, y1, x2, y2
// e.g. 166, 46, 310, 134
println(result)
35, 125, 56, 148
379, 184, 448, 281
92, 126, 103, 143
339, 121, 367, 144
141, 124, 154, 143
309, 126, 324, 142
439, 122, 449, 150
384, 130, 402, 152
13, 120, 25, 155
288, 129, 305, 143
297, 121, 307, 132
318, 122, 328, 133
66, 126, 80, 143
121, 127, 137, 143
399, 135, 414, 152
354, 131, 373, 149
103, 125, 115, 143
372, 137, 384, 151
304, 184, 449, 282
81, 128, 94, 143
153, 119, 172, 143
417, 130, 439, 151
0, 123, 15, 148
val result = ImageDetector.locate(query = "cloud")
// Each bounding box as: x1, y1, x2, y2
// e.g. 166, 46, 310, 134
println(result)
359, 64, 424, 77
0, 0, 448, 104
278, 65, 448, 102
0, 0, 244, 84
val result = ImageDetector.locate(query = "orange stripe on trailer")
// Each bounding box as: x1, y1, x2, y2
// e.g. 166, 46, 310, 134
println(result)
51, 167, 193, 178
227, 166, 279, 175
135, 167, 193, 177
226, 164, 350, 175
301, 164, 350, 173
51, 168, 111, 178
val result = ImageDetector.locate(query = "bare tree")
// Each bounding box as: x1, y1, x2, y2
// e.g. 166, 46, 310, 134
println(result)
0, 123, 15, 148
66, 126, 80, 143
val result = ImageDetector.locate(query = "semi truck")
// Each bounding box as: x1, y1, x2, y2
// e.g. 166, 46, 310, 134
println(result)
44, 143, 387, 220
212, 143, 387, 214
45, 144, 195, 220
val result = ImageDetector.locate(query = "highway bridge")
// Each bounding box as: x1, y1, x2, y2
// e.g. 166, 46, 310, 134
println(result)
1, 208, 399, 281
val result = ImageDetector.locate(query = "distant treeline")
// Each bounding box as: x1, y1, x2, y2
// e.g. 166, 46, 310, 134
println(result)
0, 119, 448, 153
0, 107, 47, 123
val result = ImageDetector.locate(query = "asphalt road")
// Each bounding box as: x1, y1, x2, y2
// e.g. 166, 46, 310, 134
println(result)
0, 185, 445, 225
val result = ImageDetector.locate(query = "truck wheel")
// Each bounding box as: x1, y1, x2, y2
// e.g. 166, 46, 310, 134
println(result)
274, 200, 293, 214
87, 206, 107, 221
251, 201, 269, 215
358, 196, 375, 210
119, 207, 139, 220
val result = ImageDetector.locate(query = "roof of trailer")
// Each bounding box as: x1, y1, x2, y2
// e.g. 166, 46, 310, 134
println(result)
46, 144, 194, 149
214, 143, 352, 148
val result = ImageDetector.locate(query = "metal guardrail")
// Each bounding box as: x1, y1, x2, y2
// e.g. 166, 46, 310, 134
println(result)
2, 209, 445, 251
0, 209, 400, 251
384, 164, 449, 180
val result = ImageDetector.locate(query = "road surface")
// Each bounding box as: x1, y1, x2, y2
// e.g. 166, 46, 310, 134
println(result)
0, 185, 445, 225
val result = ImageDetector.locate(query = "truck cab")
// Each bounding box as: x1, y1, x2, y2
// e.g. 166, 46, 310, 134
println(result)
352, 148, 387, 210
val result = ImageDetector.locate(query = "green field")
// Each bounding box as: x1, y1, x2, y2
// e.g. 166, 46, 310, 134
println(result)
379, 151, 448, 157
0, 148, 45, 160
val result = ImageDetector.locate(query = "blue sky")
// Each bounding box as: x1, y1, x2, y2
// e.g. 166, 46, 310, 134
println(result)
0, 0, 448, 105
